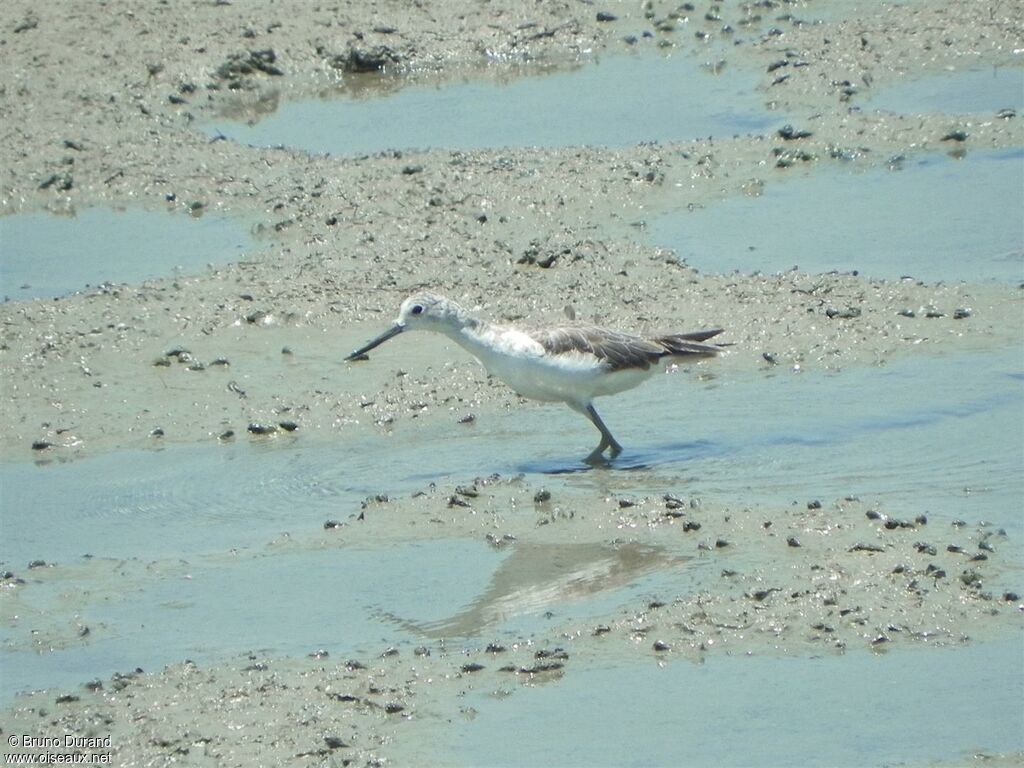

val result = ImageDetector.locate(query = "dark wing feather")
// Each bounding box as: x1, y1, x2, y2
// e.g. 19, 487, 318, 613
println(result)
526, 325, 665, 371
527, 324, 726, 371
654, 328, 725, 358
670, 328, 724, 343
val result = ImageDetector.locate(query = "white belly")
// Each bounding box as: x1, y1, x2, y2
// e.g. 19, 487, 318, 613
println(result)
460, 329, 655, 405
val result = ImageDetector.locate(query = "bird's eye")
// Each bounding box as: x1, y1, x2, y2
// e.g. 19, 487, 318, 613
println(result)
411, 305, 424, 315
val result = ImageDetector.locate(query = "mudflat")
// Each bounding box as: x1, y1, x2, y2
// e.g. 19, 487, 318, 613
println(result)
1, 1, 1022, 765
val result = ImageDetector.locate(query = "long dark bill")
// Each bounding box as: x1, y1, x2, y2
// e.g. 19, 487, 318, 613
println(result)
345, 324, 404, 361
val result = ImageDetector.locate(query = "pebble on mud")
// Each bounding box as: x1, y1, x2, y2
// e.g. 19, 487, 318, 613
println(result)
778, 124, 813, 140
247, 422, 278, 435
338, 43, 400, 73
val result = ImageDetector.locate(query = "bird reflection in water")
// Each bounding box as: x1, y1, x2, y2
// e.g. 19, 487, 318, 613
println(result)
376, 541, 688, 638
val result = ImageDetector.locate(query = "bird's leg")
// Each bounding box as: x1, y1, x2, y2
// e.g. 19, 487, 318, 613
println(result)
580, 403, 623, 464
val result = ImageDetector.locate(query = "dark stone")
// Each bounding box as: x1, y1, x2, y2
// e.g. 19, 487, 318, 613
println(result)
664, 494, 685, 510
216, 49, 283, 81
340, 44, 399, 73
38, 173, 73, 191
825, 306, 861, 319
535, 648, 569, 660
778, 124, 813, 140
850, 543, 885, 553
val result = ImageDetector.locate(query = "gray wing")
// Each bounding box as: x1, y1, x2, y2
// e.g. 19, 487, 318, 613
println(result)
526, 325, 666, 371
527, 325, 726, 371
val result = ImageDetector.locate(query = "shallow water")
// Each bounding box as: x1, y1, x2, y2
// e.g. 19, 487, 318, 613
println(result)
449, 637, 1024, 767
3, 35, 1024, 763
4, 351, 1019, 565
202, 53, 774, 155
867, 65, 1024, 115
0, 540, 504, 696
2, 349, 1020, 702
647, 148, 1024, 281
566, 351, 1024, 533
0, 208, 258, 300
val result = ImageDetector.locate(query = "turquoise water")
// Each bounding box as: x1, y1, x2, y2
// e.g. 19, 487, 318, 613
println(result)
203, 53, 774, 154
2, 349, 1019, 702
5, 350, 1018, 565
0, 540, 506, 697
2, 35, 1023, 766
867, 66, 1024, 115
647, 149, 1024, 281
450, 637, 1024, 767
0, 208, 257, 300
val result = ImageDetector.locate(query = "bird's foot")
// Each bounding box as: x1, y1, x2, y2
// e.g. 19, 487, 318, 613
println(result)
583, 440, 622, 467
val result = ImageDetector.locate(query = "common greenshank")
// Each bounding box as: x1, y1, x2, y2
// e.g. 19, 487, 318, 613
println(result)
346, 294, 724, 464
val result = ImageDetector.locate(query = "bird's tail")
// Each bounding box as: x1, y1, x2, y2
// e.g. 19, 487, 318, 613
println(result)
654, 328, 726, 358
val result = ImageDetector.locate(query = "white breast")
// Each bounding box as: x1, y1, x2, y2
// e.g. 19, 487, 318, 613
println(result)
452, 326, 656, 405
